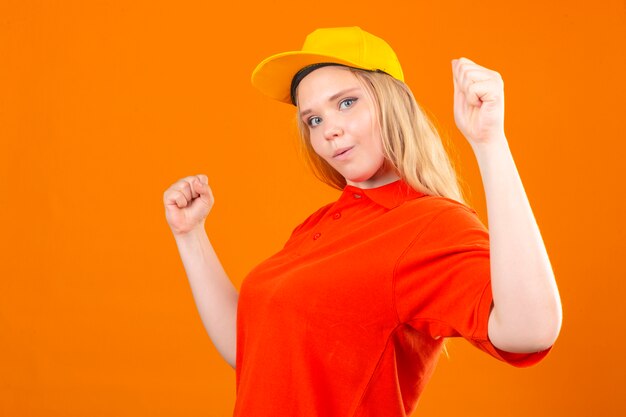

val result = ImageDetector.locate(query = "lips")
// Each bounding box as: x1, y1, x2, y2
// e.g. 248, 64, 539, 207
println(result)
333, 146, 354, 158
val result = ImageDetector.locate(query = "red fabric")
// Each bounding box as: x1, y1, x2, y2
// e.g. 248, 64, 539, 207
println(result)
234, 179, 551, 416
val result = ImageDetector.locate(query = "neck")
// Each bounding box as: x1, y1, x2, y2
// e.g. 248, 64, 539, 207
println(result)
346, 171, 401, 189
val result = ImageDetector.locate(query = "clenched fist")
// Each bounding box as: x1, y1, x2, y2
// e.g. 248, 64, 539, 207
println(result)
452, 57, 506, 146
163, 174, 214, 236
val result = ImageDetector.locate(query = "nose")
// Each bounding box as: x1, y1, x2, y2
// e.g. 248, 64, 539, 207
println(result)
323, 117, 343, 141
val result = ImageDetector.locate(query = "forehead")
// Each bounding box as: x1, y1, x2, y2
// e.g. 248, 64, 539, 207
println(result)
296, 66, 362, 104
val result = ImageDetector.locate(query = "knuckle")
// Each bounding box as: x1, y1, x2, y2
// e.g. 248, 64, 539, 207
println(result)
164, 189, 177, 200
168, 190, 182, 202
177, 182, 191, 194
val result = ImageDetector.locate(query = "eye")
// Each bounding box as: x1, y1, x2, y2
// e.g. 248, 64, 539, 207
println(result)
339, 98, 357, 109
307, 116, 322, 127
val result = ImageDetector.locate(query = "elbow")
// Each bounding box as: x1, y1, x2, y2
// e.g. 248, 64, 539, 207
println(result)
489, 303, 563, 353
523, 316, 562, 352
531, 293, 564, 350
490, 272, 563, 353
491, 326, 560, 354
528, 300, 563, 351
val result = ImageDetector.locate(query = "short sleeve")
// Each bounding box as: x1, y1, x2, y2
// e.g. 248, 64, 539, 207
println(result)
393, 204, 551, 367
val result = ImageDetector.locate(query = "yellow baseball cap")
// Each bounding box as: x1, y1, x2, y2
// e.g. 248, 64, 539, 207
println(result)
251, 26, 404, 105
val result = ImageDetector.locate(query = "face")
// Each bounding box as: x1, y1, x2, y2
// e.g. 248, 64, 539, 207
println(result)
296, 66, 399, 189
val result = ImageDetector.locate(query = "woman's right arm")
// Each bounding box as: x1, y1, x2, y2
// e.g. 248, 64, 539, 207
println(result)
163, 175, 238, 369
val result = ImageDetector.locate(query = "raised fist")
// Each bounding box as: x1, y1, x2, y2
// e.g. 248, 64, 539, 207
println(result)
163, 174, 214, 236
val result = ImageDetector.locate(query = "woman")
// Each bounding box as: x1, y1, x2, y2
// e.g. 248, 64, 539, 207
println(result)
163, 26, 562, 416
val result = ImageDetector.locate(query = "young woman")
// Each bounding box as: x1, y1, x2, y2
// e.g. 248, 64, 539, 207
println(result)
163, 26, 562, 416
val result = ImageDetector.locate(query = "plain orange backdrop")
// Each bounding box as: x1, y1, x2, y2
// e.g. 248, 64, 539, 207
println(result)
1, 0, 625, 416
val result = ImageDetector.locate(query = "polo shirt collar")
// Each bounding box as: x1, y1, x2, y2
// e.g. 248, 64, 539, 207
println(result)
343, 179, 426, 210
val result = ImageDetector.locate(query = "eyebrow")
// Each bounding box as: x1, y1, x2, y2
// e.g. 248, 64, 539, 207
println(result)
299, 87, 361, 119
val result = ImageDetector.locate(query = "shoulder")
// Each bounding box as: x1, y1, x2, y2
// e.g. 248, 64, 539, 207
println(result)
401, 194, 485, 228
399, 195, 488, 247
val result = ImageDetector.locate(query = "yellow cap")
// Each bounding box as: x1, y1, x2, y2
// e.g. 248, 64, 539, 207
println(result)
251, 26, 404, 105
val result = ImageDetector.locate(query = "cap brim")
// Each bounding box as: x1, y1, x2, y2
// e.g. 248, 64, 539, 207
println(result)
251, 51, 366, 104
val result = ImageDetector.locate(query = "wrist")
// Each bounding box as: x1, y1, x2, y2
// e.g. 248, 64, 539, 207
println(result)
470, 134, 510, 160
173, 224, 207, 241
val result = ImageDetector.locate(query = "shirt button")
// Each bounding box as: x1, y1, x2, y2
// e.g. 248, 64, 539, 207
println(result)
313, 232, 322, 240
353, 193, 362, 199
332, 211, 341, 220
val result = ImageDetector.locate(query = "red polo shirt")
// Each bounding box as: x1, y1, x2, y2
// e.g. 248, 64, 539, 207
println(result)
234, 179, 550, 416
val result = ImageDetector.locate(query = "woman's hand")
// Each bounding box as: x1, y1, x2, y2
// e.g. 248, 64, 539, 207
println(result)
163, 174, 214, 236
451, 57, 506, 146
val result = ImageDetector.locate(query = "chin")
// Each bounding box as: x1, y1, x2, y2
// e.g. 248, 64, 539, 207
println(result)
343, 172, 374, 183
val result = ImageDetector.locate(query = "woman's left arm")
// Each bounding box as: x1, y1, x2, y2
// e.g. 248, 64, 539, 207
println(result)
451, 57, 562, 353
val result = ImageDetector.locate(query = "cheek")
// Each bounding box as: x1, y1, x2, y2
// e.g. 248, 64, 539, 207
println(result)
353, 109, 376, 138
308, 134, 327, 159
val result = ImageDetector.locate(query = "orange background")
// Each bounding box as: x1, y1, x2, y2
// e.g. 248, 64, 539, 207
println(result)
1, 1, 625, 416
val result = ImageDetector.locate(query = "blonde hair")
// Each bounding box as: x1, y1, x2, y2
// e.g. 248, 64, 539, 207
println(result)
294, 67, 465, 204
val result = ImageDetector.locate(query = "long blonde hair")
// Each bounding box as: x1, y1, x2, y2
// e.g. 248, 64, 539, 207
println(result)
294, 67, 465, 204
